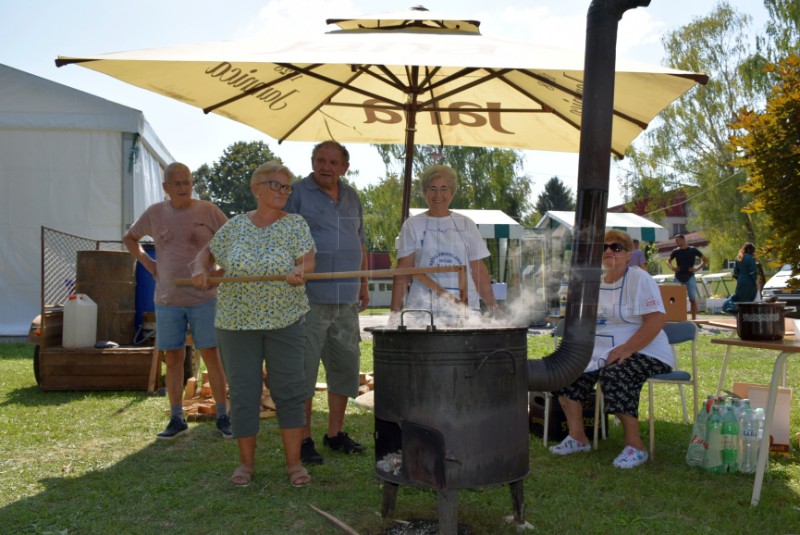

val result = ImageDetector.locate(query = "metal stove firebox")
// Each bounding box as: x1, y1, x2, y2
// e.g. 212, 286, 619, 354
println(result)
373, 314, 529, 534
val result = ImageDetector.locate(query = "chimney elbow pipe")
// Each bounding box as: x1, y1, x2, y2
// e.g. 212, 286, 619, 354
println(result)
526, 0, 651, 392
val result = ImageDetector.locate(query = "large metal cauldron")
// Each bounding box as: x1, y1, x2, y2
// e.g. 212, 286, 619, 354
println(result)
372, 312, 529, 532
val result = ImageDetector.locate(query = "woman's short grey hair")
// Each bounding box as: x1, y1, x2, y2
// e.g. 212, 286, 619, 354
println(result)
251, 160, 294, 185
419, 165, 457, 193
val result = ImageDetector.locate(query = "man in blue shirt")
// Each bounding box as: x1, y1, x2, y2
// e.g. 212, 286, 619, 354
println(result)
285, 141, 370, 464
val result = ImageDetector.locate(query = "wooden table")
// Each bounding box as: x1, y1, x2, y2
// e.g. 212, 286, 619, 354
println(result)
693, 318, 794, 395
710, 336, 800, 506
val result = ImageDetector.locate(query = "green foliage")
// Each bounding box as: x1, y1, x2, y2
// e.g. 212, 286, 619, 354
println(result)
374, 144, 533, 222
744, 0, 800, 93
357, 174, 404, 261
193, 141, 280, 218
731, 53, 800, 278
534, 176, 576, 215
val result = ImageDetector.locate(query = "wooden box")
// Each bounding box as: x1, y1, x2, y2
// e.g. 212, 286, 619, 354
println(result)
38, 346, 154, 391
659, 284, 687, 322
35, 306, 153, 391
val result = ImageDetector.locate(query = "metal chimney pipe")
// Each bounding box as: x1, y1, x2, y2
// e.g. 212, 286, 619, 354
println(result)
528, 0, 651, 391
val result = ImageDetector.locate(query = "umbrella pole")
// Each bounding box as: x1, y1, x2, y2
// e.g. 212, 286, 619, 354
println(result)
400, 67, 420, 224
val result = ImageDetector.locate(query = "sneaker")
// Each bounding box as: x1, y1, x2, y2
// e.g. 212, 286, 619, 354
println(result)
323, 431, 365, 454
157, 416, 189, 440
301, 437, 324, 465
216, 414, 233, 439
613, 446, 649, 469
549, 436, 591, 456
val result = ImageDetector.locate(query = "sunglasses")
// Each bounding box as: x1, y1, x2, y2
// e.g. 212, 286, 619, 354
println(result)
603, 243, 627, 252
257, 180, 293, 193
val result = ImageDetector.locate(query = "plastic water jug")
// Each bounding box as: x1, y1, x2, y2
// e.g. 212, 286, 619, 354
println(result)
62, 294, 98, 348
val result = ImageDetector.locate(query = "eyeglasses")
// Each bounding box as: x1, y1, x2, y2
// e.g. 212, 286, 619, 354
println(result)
425, 186, 452, 194
603, 243, 627, 253
258, 180, 293, 193
167, 180, 193, 188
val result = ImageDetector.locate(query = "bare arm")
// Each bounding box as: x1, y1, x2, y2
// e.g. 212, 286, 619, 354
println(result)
470, 258, 498, 313
190, 245, 216, 290
287, 249, 315, 286
122, 230, 156, 277
390, 254, 415, 312
358, 242, 370, 311
694, 254, 708, 272
604, 311, 666, 366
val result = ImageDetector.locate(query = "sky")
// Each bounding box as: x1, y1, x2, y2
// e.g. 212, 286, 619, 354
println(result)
0, 0, 769, 208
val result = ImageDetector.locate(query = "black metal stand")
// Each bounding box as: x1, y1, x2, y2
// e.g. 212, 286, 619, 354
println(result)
381, 481, 399, 517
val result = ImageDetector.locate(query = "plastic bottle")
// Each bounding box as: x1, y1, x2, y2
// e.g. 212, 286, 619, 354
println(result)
558, 279, 569, 317
754, 408, 766, 441
703, 404, 724, 474
738, 403, 758, 474
721, 402, 739, 472
686, 395, 714, 467
62, 293, 98, 348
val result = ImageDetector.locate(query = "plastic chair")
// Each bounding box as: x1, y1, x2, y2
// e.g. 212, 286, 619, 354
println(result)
646, 321, 699, 459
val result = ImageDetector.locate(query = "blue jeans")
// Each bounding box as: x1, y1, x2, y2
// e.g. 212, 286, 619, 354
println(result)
155, 299, 217, 350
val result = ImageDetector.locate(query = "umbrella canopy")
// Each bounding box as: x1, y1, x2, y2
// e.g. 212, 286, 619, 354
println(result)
56, 7, 707, 217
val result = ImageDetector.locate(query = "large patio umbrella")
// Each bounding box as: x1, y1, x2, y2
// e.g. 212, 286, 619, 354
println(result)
55, 6, 707, 220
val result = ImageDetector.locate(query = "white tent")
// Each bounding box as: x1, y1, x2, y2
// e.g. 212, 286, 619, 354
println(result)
408, 208, 523, 240
0, 63, 173, 336
408, 208, 523, 286
535, 210, 667, 243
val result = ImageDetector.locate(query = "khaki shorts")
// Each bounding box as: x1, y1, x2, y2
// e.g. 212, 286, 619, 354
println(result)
304, 303, 361, 398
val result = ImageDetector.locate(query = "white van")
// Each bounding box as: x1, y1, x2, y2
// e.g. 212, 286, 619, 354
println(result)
761, 264, 800, 306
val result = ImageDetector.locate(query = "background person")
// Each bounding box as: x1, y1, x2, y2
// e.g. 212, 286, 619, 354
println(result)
549, 230, 673, 469
390, 165, 499, 318
192, 161, 315, 487
667, 233, 708, 320
728, 242, 759, 310
123, 162, 231, 440
285, 140, 369, 465
628, 239, 647, 270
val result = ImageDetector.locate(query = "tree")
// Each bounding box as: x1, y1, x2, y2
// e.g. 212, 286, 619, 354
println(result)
618, 2, 770, 268
534, 176, 575, 214
374, 144, 533, 222
357, 174, 404, 261
731, 53, 800, 277
744, 0, 800, 93
194, 141, 279, 218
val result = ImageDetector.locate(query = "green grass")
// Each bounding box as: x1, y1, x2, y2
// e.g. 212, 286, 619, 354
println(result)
0, 333, 798, 534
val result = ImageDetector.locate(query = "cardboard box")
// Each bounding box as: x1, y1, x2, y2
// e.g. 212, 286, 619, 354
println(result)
733, 382, 793, 455
659, 284, 687, 322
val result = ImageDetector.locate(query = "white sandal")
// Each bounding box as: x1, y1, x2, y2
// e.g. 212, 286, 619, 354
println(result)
549, 436, 591, 456
613, 446, 649, 468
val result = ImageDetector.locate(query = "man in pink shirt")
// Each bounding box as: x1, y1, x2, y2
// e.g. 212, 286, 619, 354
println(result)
123, 162, 231, 439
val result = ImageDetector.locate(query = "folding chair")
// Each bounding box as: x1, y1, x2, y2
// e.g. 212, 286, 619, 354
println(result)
646, 321, 699, 459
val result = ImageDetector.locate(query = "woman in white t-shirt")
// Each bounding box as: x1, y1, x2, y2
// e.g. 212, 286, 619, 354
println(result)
549, 229, 674, 469
390, 165, 498, 319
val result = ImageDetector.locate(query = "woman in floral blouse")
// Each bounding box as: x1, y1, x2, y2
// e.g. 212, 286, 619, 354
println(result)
192, 161, 315, 488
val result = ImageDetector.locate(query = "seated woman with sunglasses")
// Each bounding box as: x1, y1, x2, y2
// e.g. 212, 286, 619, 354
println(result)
549, 229, 673, 469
